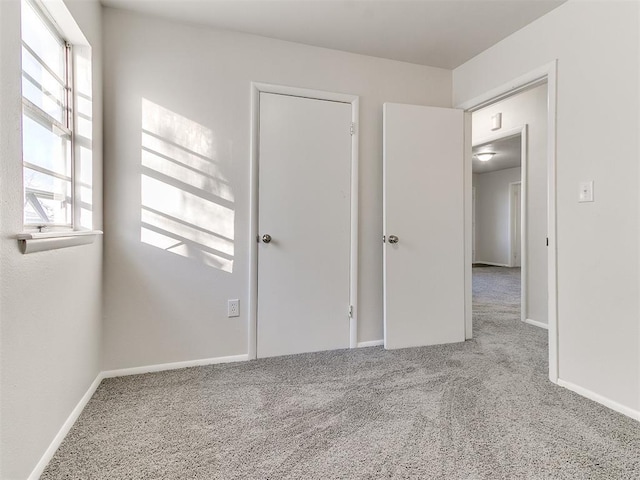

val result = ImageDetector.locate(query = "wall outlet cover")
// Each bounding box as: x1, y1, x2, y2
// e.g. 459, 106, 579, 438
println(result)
228, 299, 240, 317
579, 181, 594, 202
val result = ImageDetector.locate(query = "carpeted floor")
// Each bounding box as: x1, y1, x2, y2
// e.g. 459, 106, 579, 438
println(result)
41, 266, 640, 479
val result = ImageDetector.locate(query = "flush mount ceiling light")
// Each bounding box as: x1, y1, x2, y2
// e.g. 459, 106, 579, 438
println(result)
475, 152, 496, 162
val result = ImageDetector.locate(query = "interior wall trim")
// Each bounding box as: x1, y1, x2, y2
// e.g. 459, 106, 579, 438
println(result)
557, 379, 640, 422
101, 354, 249, 379
457, 60, 559, 384
28, 374, 104, 480
524, 318, 548, 330
28, 353, 250, 479
472, 261, 510, 267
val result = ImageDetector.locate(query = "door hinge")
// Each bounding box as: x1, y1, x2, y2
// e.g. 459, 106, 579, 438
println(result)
350, 122, 356, 136
349, 305, 353, 318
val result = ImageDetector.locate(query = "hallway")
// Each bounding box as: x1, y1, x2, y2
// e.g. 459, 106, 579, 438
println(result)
473, 265, 522, 331
472, 265, 546, 370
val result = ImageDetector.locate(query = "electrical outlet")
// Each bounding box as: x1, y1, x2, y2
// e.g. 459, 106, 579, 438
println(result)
579, 181, 594, 202
228, 299, 240, 317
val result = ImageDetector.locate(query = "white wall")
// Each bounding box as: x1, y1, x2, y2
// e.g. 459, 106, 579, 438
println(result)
102, 8, 452, 369
473, 84, 548, 324
0, 0, 103, 478
474, 167, 521, 266
454, 0, 639, 413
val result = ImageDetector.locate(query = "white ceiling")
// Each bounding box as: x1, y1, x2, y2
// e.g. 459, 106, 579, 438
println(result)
100, 0, 566, 69
473, 134, 521, 174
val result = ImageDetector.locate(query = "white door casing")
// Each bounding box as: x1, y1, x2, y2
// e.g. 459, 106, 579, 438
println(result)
383, 103, 466, 349
256, 92, 353, 358
456, 61, 558, 383
510, 181, 522, 267
472, 186, 476, 263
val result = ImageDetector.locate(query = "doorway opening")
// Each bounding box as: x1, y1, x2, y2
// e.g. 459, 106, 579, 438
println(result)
459, 61, 558, 382
472, 130, 527, 325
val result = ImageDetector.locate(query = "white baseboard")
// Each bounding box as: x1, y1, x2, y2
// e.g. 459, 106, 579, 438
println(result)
28, 372, 105, 480
357, 339, 384, 348
524, 318, 548, 330
29, 353, 249, 478
101, 354, 249, 379
473, 261, 510, 267
557, 378, 640, 422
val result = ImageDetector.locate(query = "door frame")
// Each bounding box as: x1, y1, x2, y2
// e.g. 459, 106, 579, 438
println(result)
508, 181, 522, 269
472, 186, 476, 263
473, 125, 528, 323
456, 60, 559, 383
248, 82, 360, 360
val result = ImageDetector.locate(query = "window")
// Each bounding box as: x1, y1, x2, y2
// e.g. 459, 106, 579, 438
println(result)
21, 0, 74, 228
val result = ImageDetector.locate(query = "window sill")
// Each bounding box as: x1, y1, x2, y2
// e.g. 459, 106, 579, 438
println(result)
17, 230, 103, 254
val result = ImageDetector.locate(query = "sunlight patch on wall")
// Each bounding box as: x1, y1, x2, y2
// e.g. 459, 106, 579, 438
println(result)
140, 99, 234, 273
141, 137, 234, 203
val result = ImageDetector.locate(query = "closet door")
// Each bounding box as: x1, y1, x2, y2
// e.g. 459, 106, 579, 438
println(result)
257, 92, 352, 358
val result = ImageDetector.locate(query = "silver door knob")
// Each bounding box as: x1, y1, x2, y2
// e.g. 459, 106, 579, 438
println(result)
262, 234, 272, 244
388, 235, 399, 244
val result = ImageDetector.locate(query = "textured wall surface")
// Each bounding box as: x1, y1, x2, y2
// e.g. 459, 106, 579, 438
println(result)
455, 0, 640, 412
474, 167, 522, 266
0, 1, 104, 478
102, 7, 452, 369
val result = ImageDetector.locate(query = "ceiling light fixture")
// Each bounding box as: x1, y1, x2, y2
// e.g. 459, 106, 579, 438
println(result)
475, 152, 495, 162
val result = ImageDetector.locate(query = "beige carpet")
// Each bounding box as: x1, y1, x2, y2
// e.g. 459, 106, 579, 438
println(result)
41, 266, 640, 479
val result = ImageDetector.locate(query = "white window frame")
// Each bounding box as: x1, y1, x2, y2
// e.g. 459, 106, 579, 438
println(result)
21, 0, 75, 231
17, 0, 102, 253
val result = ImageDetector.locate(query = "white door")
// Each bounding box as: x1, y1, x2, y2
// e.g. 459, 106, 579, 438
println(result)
511, 182, 522, 267
383, 103, 465, 349
257, 92, 352, 358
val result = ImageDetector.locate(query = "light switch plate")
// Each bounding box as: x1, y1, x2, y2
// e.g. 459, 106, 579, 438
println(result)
579, 181, 594, 202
